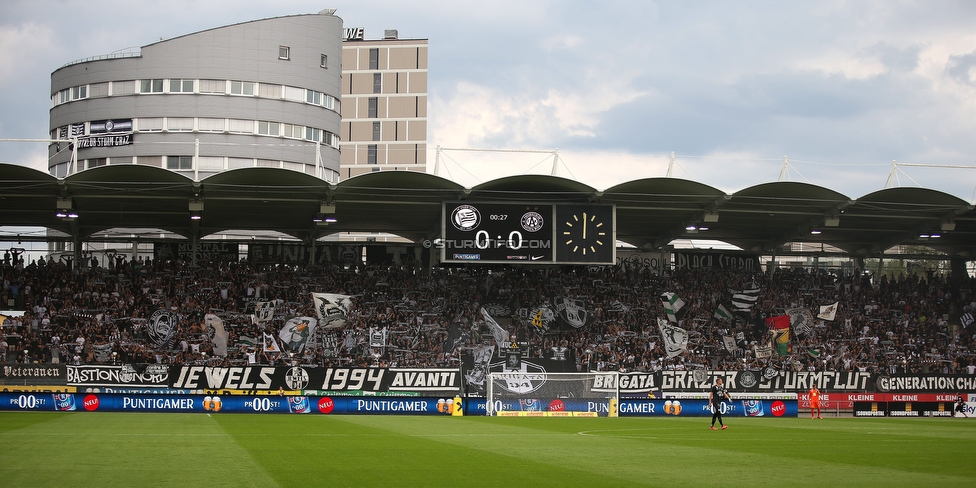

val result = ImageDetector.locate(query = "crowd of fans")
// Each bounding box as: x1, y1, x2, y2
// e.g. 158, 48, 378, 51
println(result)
2, 250, 975, 375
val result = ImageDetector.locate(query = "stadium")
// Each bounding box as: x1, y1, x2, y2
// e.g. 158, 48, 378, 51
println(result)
2, 8, 976, 488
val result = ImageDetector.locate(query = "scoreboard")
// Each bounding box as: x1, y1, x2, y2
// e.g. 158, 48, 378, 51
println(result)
440, 202, 615, 265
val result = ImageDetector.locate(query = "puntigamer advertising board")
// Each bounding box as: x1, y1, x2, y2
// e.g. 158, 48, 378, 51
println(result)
0, 392, 462, 415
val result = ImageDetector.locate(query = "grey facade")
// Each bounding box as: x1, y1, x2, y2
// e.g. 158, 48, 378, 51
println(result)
49, 12, 343, 182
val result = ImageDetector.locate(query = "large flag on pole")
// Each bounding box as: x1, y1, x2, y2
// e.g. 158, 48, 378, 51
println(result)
765, 315, 791, 356
818, 302, 838, 321
205, 313, 229, 357
657, 318, 688, 358
279, 316, 317, 352
311, 293, 352, 328
713, 303, 734, 322
732, 288, 761, 312
481, 308, 509, 350
786, 308, 815, 337
660, 292, 686, 323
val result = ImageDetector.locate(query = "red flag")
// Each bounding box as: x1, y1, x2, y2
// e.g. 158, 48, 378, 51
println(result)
765, 315, 790, 330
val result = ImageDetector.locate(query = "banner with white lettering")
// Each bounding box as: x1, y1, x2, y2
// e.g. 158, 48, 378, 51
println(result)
167, 366, 461, 394
875, 374, 976, 393
1, 365, 66, 380
66, 364, 170, 387
672, 251, 760, 271
154, 242, 239, 263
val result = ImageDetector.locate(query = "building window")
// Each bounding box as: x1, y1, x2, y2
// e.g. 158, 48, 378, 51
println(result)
228, 158, 253, 169
227, 119, 254, 133
137, 156, 162, 167
305, 127, 322, 142
197, 157, 224, 171
230, 81, 255, 96
137, 118, 163, 132
279, 46, 290, 60
166, 118, 194, 132
368, 97, 378, 118
373, 73, 382, 94
140, 79, 164, 93
369, 48, 379, 69
170, 79, 194, 93
283, 86, 304, 101
71, 86, 88, 100
199, 79, 225, 94
259, 84, 281, 99
87, 158, 107, 169
113, 80, 136, 95
198, 118, 225, 132
306, 90, 322, 105
89, 82, 109, 98
282, 123, 302, 139
367, 145, 377, 164
166, 156, 193, 170
372, 122, 381, 141
257, 121, 280, 136
320, 54, 328, 68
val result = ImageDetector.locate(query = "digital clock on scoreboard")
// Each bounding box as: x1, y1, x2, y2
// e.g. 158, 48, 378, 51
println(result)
440, 202, 615, 265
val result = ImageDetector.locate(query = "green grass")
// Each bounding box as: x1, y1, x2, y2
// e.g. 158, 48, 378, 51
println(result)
1, 413, 974, 487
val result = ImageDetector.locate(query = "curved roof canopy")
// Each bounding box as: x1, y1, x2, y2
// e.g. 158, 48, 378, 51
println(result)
1, 163, 973, 257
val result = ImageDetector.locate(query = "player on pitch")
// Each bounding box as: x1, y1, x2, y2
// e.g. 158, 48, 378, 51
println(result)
709, 377, 732, 430
809, 385, 822, 419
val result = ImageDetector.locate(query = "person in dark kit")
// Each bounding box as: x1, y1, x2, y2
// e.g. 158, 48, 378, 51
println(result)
955, 393, 968, 418
709, 377, 733, 430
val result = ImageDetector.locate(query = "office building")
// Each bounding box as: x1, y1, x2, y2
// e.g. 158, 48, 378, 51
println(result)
48, 11, 344, 182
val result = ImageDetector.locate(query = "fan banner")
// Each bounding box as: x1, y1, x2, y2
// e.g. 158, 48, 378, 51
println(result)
657, 318, 688, 358
279, 317, 317, 352
205, 313, 229, 357
818, 302, 839, 321
166, 366, 462, 393
311, 293, 352, 328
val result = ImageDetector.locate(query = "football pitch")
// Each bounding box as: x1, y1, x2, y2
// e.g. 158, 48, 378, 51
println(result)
1, 413, 974, 487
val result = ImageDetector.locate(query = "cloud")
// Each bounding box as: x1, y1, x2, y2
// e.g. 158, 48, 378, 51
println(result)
946, 50, 976, 87
858, 42, 923, 73
0, 22, 56, 86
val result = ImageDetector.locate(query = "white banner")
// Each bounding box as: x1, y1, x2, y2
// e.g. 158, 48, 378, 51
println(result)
657, 318, 688, 358
311, 293, 353, 328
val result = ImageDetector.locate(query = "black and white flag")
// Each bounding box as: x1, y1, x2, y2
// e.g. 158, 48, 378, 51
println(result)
481, 308, 510, 349
732, 288, 761, 312
252, 301, 275, 323
147, 309, 177, 347
311, 293, 352, 328
962, 312, 975, 328
722, 335, 739, 353
369, 327, 388, 348
657, 318, 688, 358
553, 296, 596, 329
787, 308, 815, 337
818, 302, 838, 321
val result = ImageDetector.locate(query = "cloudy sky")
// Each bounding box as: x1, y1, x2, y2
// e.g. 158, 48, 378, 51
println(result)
2, 0, 976, 202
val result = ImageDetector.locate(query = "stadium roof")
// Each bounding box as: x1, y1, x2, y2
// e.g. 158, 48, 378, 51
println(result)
1, 163, 974, 258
